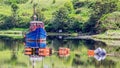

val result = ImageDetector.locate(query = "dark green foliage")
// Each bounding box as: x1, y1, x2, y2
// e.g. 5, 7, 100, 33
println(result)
0, 15, 7, 29
116, 47, 120, 52
41, 8, 48, 11
72, 21, 83, 32
11, 53, 17, 61
0, 0, 120, 34
15, 17, 30, 28
45, 23, 54, 32
91, 1, 117, 16
11, 3, 19, 27
0, 2, 29, 29
16, 0, 28, 4
72, 0, 92, 9
52, 0, 56, 4
0, 14, 7, 22
4, 0, 28, 5
73, 1, 85, 9
4, 0, 17, 5
51, 7, 69, 32
64, 2, 74, 13
84, 1, 117, 33
100, 12, 120, 30
11, 3, 19, 13
68, 17, 83, 32
75, 8, 81, 14
0, 16, 29, 30
0, 16, 15, 29
72, 0, 78, 4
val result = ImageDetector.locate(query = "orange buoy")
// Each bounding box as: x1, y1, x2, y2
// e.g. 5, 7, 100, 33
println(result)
25, 48, 32, 51
38, 48, 52, 57
58, 48, 70, 57
88, 50, 94, 57
24, 48, 33, 55
25, 52, 32, 55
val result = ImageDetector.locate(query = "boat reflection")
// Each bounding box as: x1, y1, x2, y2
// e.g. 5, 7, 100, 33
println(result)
0, 35, 119, 68
88, 47, 106, 61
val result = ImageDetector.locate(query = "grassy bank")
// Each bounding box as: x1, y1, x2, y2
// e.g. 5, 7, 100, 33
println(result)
0, 29, 78, 39
0, 29, 120, 40
92, 30, 120, 46
0, 30, 23, 39
92, 30, 120, 40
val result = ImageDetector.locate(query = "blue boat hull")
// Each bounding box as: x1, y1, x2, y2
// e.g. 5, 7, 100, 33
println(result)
25, 28, 47, 48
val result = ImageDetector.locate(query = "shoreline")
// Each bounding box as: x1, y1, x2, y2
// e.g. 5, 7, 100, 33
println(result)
0, 30, 120, 40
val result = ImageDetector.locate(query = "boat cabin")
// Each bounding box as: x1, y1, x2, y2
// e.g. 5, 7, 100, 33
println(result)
30, 21, 44, 31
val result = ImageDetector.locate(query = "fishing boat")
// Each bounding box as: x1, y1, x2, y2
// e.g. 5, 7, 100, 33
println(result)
24, 15, 52, 57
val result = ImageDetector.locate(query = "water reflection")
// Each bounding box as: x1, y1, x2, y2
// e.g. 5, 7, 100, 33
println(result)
0, 36, 120, 68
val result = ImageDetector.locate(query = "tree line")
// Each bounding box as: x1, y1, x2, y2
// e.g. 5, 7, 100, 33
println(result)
0, 0, 120, 34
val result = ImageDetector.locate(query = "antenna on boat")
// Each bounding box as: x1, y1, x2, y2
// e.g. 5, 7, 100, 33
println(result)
33, 3, 37, 21
33, 15, 37, 21
38, 0, 40, 21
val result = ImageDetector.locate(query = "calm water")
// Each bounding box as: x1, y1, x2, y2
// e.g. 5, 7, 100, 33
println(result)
0, 36, 120, 68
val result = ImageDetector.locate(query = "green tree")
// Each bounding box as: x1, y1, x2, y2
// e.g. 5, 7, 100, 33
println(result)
16, 0, 28, 4
72, 0, 85, 9
0, 3, 19, 29
4, 0, 28, 5
51, 7, 69, 32
100, 12, 120, 30
72, 20, 83, 32
64, 2, 74, 13
36, 9, 45, 21
0, 16, 14, 29
4, 0, 17, 5
11, 3, 18, 13
67, 17, 83, 32
84, 1, 117, 33
52, 0, 56, 4
11, 3, 19, 27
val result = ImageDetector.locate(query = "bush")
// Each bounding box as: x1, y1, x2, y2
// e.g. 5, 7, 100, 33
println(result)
16, 0, 28, 4
64, 2, 74, 13
11, 3, 19, 13
52, 0, 56, 4
16, 17, 30, 28
36, 9, 45, 22
71, 21, 83, 32
51, 7, 69, 32
100, 12, 120, 30
0, 15, 30, 30
41, 8, 48, 11
45, 23, 55, 32
4, 0, 28, 5
84, 1, 117, 33
75, 8, 81, 14
72, 1, 85, 9
0, 16, 15, 29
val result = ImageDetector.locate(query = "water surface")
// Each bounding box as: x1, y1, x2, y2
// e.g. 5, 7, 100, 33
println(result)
0, 36, 120, 68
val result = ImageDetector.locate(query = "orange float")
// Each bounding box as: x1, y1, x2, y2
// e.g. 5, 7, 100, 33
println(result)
24, 48, 33, 55
38, 48, 52, 57
58, 48, 70, 57
88, 50, 94, 57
